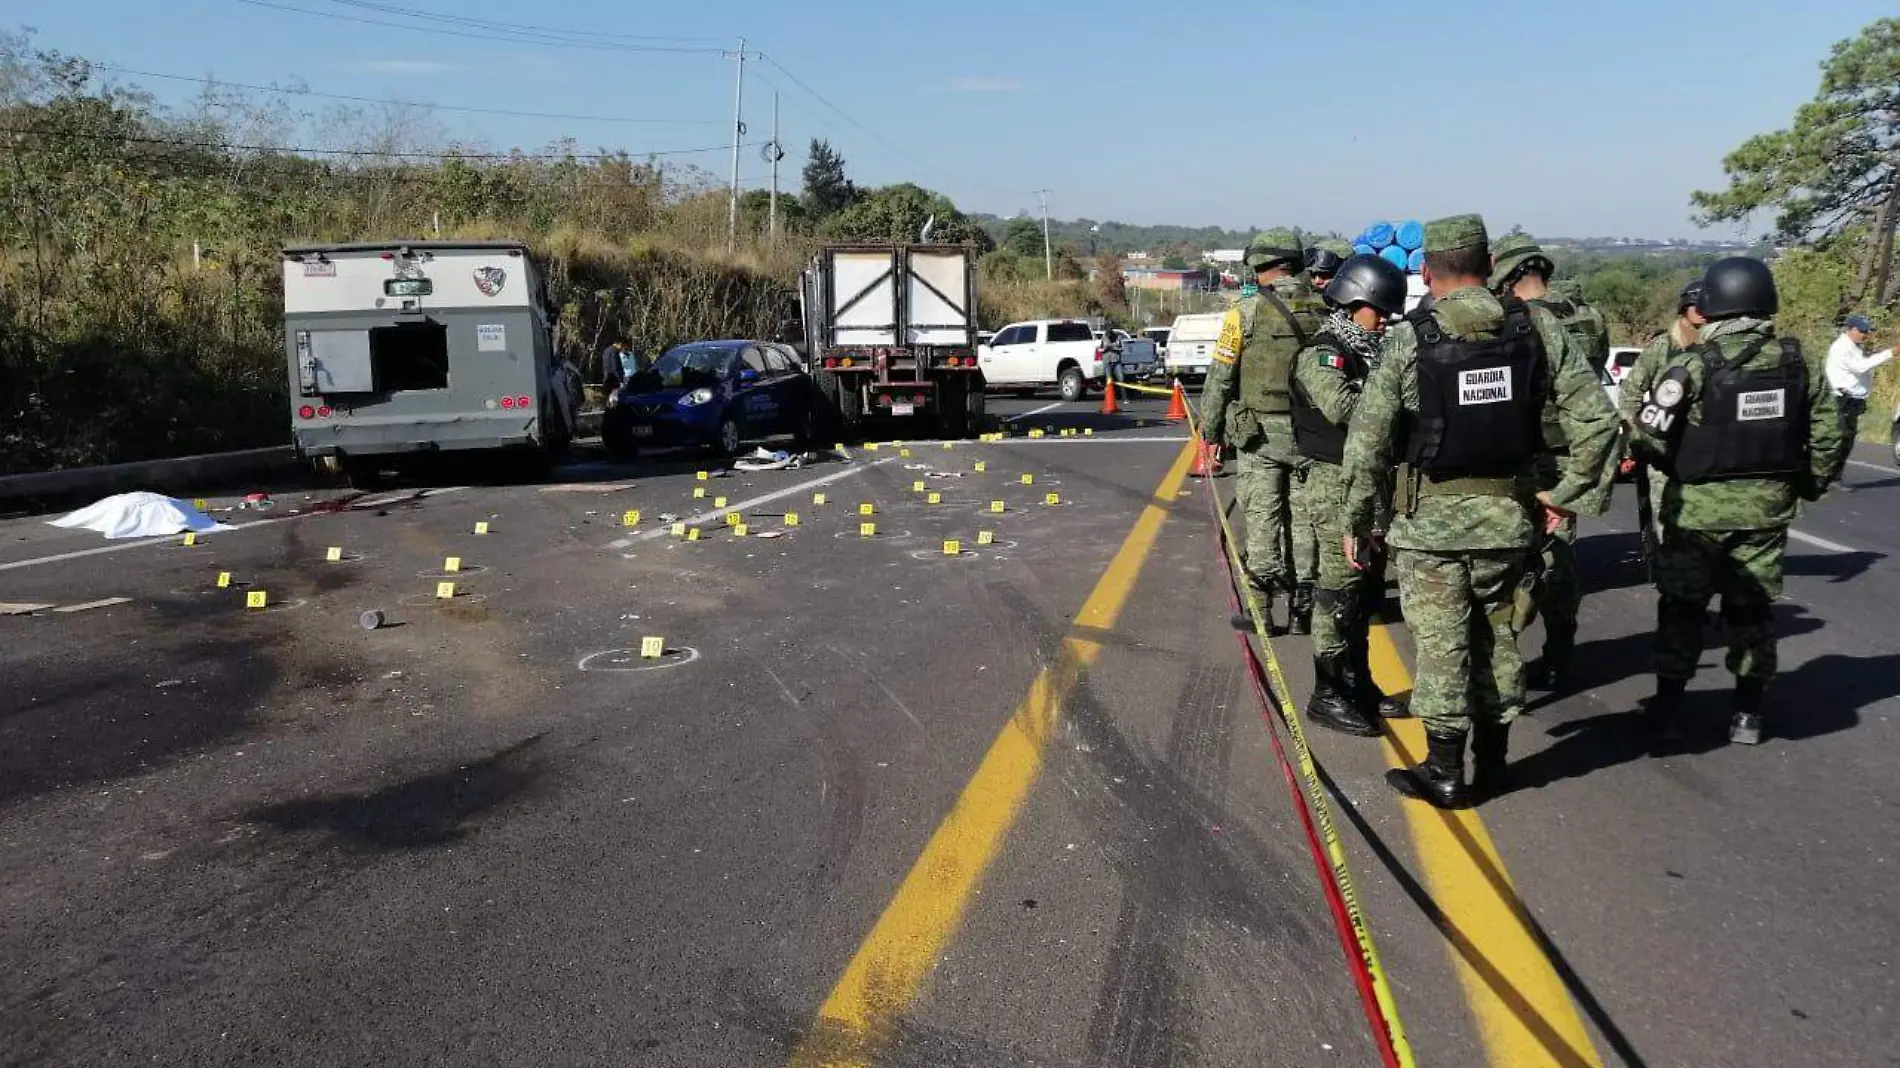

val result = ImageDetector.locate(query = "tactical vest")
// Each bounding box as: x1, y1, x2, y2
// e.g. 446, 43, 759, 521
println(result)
1237, 285, 1325, 416
1404, 297, 1547, 475
1530, 297, 1608, 451
1289, 333, 1363, 465
1672, 336, 1808, 483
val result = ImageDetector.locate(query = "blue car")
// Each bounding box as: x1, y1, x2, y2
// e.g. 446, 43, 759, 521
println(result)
602, 340, 822, 460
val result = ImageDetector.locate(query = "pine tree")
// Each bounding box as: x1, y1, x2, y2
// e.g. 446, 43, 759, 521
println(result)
801, 139, 858, 220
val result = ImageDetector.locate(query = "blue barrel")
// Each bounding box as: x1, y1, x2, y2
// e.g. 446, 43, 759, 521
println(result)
1396, 220, 1426, 251
1353, 243, 1376, 257
1380, 245, 1410, 270
1364, 221, 1396, 249
1407, 248, 1425, 272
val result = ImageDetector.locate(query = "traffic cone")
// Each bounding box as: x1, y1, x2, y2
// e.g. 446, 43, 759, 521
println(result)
1164, 380, 1189, 422
1189, 441, 1221, 479
1101, 377, 1121, 416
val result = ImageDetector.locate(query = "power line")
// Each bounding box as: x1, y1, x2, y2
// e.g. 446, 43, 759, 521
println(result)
231, 0, 729, 54
1, 124, 762, 160
90, 63, 722, 126
314, 0, 730, 45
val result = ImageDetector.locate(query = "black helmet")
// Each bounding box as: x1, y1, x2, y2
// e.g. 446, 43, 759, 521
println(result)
1304, 246, 1345, 279
1324, 254, 1409, 318
1698, 257, 1777, 320
1677, 280, 1704, 314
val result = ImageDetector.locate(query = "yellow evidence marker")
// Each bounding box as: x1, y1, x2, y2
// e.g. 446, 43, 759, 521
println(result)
1021, 474, 1035, 485
694, 487, 707, 499
640, 636, 665, 659
974, 461, 987, 473
687, 528, 702, 542
697, 470, 710, 481
325, 546, 343, 562
859, 503, 875, 516
181, 533, 198, 547
245, 590, 268, 609
714, 496, 728, 508
859, 522, 876, 538
435, 581, 456, 599
672, 522, 688, 537
475, 521, 490, 535
978, 530, 995, 545
622, 509, 640, 526
216, 571, 233, 589
1045, 493, 1061, 506
927, 492, 942, 505
913, 480, 926, 493
943, 540, 961, 555
444, 556, 462, 573
990, 500, 1005, 513
813, 493, 828, 506
784, 513, 800, 526
734, 523, 749, 537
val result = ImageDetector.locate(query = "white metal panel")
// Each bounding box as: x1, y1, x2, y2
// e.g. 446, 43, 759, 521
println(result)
284, 248, 534, 314
829, 250, 898, 347
905, 249, 971, 346
307, 329, 375, 393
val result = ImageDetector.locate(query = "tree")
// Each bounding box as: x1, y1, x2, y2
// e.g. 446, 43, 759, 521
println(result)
1000, 217, 1044, 258
801, 139, 859, 220
1692, 18, 1900, 307
1161, 253, 1189, 270
1095, 257, 1127, 310
825, 182, 990, 247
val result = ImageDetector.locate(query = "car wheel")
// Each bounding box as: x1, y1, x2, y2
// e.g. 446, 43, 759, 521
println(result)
717, 414, 744, 456
1058, 366, 1086, 403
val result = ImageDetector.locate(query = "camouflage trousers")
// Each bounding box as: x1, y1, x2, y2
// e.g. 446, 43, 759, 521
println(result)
1288, 462, 1320, 589
1304, 462, 1377, 660
1653, 525, 1787, 681
1394, 548, 1532, 737
1234, 446, 1311, 594
1529, 454, 1578, 638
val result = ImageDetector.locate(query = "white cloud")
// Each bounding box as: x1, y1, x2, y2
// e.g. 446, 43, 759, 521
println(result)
355, 60, 457, 75
949, 77, 1021, 93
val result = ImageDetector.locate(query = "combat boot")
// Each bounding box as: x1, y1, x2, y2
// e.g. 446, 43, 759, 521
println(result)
1289, 583, 1314, 636
1647, 677, 1688, 749
1385, 730, 1468, 809
1306, 655, 1378, 737
1730, 677, 1767, 745
1527, 623, 1576, 693
1231, 580, 1281, 633
1348, 629, 1411, 720
1469, 720, 1512, 801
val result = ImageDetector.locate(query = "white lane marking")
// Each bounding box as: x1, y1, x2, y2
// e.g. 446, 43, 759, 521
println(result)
1000, 401, 1067, 423
623, 460, 892, 544
0, 487, 466, 573
53, 597, 133, 613
1847, 458, 1898, 474
1789, 528, 1857, 554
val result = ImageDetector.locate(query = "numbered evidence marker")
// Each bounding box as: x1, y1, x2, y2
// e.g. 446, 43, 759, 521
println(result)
444, 556, 462, 573
943, 539, 962, 556
974, 461, 987, 473
244, 590, 268, 610
813, 492, 828, 506
325, 546, 343, 562
672, 521, 688, 538
622, 509, 641, 526
1021, 473, 1035, 485
783, 512, 800, 527
435, 581, 457, 600
193, 498, 208, 510
858, 503, 875, 516
474, 521, 490, 535
181, 532, 198, 547
216, 571, 233, 589
714, 496, 728, 508
697, 470, 710, 481
693, 487, 707, 499
859, 522, 877, 538
927, 492, 942, 505
900, 448, 912, 458
733, 523, 749, 537
913, 480, 926, 493
978, 530, 995, 546
640, 635, 666, 659
1045, 492, 1061, 506
990, 500, 1006, 513
687, 528, 702, 542
724, 511, 741, 527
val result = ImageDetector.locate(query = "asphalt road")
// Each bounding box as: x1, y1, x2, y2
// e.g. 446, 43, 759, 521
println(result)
2, 392, 1894, 1067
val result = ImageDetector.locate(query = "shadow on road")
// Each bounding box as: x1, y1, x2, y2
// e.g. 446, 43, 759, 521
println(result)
248, 735, 548, 851
1784, 549, 1887, 583
1538, 604, 1828, 701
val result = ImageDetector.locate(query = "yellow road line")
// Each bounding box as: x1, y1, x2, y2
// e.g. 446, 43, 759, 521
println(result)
789, 442, 1196, 1068
1365, 624, 1605, 1068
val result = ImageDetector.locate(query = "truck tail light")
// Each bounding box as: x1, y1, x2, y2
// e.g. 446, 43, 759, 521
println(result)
516, 395, 531, 409
316, 405, 333, 418
841, 357, 854, 368
912, 393, 927, 406
298, 405, 316, 420
500, 396, 516, 409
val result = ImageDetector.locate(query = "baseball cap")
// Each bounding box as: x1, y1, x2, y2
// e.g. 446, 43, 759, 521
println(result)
1846, 315, 1874, 332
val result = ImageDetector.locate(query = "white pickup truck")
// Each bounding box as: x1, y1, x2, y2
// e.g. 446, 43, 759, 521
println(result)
978, 319, 1105, 401
1165, 312, 1225, 382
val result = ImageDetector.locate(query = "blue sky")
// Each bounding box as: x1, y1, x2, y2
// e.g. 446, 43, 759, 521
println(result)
17, 0, 1894, 238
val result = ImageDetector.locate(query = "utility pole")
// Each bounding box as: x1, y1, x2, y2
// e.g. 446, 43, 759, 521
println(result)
726, 37, 747, 250
768, 92, 780, 244
1034, 188, 1053, 280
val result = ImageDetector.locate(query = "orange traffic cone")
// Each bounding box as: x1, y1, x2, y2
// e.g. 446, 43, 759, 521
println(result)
1188, 441, 1222, 479
1101, 377, 1121, 416
1164, 380, 1189, 422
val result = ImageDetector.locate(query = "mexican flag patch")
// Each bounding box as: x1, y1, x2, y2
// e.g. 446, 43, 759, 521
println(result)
1319, 352, 1345, 370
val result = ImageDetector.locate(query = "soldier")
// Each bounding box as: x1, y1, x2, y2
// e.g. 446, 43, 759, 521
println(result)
1290, 254, 1414, 735
1279, 237, 1361, 634
1340, 215, 1618, 808
1624, 258, 1841, 746
1489, 233, 1613, 693
1621, 280, 1707, 559
1304, 239, 1355, 291
1200, 229, 1327, 631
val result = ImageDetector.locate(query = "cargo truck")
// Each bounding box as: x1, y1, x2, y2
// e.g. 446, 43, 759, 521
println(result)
281, 240, 583, 484
798, 244, 986, 439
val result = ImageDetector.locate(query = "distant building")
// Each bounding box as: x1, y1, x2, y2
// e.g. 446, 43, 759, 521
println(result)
1127, 250, 1152, 261
1207, 249, 1245, 265
1122, 267, 1209, 292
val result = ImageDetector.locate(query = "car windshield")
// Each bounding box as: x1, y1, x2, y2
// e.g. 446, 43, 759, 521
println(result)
629, 343, 735, 390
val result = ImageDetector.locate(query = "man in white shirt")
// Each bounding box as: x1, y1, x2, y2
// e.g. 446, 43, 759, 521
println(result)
1826, 315, 1892, 477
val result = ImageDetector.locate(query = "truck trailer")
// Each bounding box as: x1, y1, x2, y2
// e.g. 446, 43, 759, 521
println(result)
281, 241, 583, 484
798, 244, 986, 440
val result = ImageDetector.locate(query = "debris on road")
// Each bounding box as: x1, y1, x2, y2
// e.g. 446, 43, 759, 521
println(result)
49, 492, 222, 540
360, 610, 386, 631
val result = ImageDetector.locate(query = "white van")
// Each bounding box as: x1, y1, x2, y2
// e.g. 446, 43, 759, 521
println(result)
1166, 312, 1225, 381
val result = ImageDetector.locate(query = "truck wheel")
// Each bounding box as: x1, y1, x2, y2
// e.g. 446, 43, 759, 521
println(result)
540, 399, 573, 465
937, 377, 968, 439
1058, 366, 1087, 403
965, 377, 988, 436
834, 378, 865, 442
341, 458, 384, 490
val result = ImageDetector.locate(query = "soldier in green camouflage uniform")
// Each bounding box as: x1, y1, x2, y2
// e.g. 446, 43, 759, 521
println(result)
1624, 258, 1840, 746
1621, 281, 1707, 560
1200, 228, 1326, 631
1279, 237, 1361, 634
1340, 215, 1618, 808
1489, 232, 1613, 693
1290, 254, 1413, 736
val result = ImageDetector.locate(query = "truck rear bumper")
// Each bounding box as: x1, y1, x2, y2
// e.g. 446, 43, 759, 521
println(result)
295, 412, 540, 458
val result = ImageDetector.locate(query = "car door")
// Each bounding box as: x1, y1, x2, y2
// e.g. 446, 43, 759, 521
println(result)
734, 345, 779, 434
761, 345, 805, 433
981, 325, 1029, 385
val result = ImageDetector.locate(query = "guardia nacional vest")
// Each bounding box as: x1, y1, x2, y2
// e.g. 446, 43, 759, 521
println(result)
1530, 296, 1608, 451
1237, 282, 1326, 417
1289, 333, 1364, 465
1403, 296, 1548, 475
1671, 335, 1808, 483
